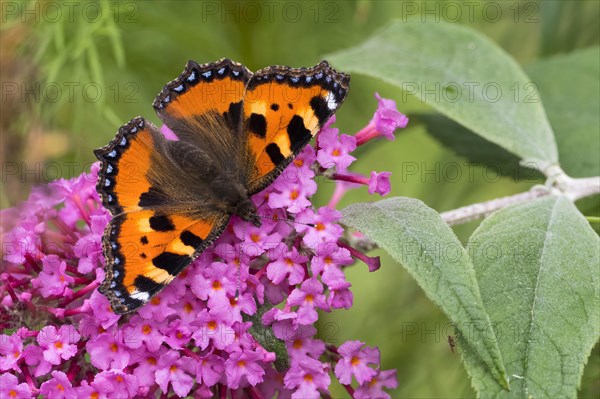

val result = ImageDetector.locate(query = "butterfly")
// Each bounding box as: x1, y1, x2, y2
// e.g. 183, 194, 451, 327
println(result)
94, 59, 350, 314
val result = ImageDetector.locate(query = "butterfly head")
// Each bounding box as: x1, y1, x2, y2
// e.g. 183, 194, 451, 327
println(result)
235, 198, 262, 227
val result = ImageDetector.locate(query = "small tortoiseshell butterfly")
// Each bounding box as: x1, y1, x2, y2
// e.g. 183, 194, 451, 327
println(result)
94, 59, 349, 314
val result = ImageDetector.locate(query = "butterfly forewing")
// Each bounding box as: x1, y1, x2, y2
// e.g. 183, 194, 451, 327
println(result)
242, 61, 350, 194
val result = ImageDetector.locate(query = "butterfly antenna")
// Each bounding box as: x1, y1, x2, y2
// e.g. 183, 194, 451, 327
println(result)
235, 220, 248, 300
256, 214, 315, 228
253, 195, 315, 227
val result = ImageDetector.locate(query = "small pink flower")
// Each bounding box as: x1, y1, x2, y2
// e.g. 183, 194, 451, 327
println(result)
87, 290, 120, 329
37, 325, 80, 365
268, 179, 317, 214
123, 315, 166, 352
192, 308, 235, 350
39, 371, 76, 399
287, 278, 329, 325
225, 349, 266, 388
196, 354, 224, 387
155, 351, 195, 398
0, 334, 23, 371
95, 370, 139, 398
284, 358, 331, 399
31, 255, 74, 297
266, 245, 307, 285
317, 118, 357, 171
354, 369, 399, 399
0, 373, 31, 399
355, 93, 409, 145
86, 332, 130, 370
295, 207, 344, 249
334, 341, 379, 385
368, 171, 392, 196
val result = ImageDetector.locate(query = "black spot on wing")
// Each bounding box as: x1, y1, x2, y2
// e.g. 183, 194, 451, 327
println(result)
149, 215, 175, 232
180, 231, 203, 248
134, 275, 164, 295
270, 103, 279, 111
140, 236, 148, 245
223, 101, 243, 130
139, 187, 168, 208
152, 252, 191, 276
249, 113, 267, 138
266, 143, 285, 165
287, 115, 312, 153
310, 95, 330, 126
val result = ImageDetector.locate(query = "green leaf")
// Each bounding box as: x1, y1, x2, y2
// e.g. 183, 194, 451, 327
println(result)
526, 47, 600, 178
415, 113, 544, 182
466, 196, 600, 397
341, 197, 508, 390
327, 20, 558, 167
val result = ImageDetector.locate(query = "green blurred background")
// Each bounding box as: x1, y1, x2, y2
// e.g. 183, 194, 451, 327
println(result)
1, 0, 598, 397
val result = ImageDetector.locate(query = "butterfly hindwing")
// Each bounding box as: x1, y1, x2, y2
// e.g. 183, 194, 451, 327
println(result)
99, 212, 229, 313
242, 61, 350, 194
95, 117, 230, 314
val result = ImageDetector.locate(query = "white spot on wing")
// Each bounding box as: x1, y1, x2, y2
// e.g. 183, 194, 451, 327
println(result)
325, 92, 337, 110
131, 290, 151, 302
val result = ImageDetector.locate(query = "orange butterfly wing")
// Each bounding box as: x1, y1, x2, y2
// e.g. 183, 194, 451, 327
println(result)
95, 60, 350, 314
95, 117, 229, 314
242, 61, 350, 193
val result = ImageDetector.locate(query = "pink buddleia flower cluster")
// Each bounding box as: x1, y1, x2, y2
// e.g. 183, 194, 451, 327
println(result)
0, 94, 407, 398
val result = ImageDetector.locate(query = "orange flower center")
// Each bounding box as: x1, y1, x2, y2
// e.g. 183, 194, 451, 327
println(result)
147, 357, 157, 365
369, 377, 379, 387
207, 321, 217, 331
351, 356, 360, 366
212, 281, 222, 290
8, 390, 17, 398
54, 342, 63, 349
294, 159, 304, 167
170, 365, 177, 372
91, 393, 99, 399
151, 297, 161, 306
142, 325, 152, 335
57, 384, 65, 392
250, 233, 261, 243
285, 258, 294, 266
289, 190, 299, 200
305, 294, 314, 303
332, 148, 341, 156
110, 343, 119, 352
176, 331, 184, 339
229, 297, 237, 306
315, 222, 325, 231
179, 270, 188, 279
324, 256, 333, 265
13, 351, 20, 358
293, 339, 303, 349
237, 360, 246, 368
303, 374, 313, 382
116, 375, 124, 383
184, 303, 193, 313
